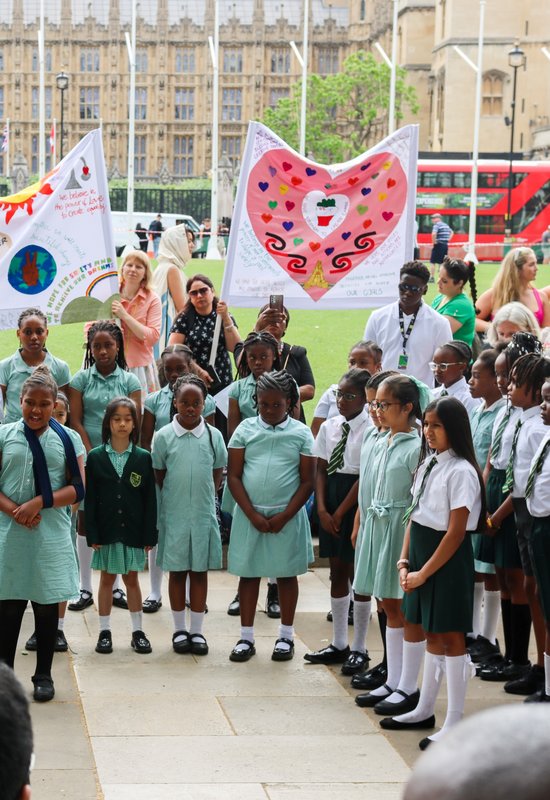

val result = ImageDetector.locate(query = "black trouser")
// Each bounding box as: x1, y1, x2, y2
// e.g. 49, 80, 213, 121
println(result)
0, 599, 58, 677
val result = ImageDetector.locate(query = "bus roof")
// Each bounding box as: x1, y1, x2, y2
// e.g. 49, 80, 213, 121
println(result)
418, 159, 550, 170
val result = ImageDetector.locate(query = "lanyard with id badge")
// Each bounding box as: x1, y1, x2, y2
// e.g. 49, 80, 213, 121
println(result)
398, 306, 418, 370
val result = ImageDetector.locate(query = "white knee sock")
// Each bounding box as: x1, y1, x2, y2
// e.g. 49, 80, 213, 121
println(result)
147, 546, 163, 601
392, 651, 444, 723
172, 609, 187, 634
351, 599, 371, 653
57, 618, 65, 631
369, 626, 404, 698
232, 626, 254, 653
185, 574, 190, 606
470, 581, 484, 638
481, 590, 501, 644
77, 536, 93, 593
545, 652, 550, 697
190, 611, 205, 636
331, 594, 351, 651
130, 611, 143, 633
99, 615, 111, 632
384, 639, 426, 703
428, 654, 472, 743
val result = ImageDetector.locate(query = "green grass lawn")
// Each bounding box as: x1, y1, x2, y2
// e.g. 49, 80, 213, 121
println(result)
3, 260, 550, 422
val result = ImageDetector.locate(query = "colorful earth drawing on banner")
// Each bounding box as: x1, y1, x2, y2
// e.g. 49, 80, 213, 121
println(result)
247, 149, 407, 301
8, 245, 57, 295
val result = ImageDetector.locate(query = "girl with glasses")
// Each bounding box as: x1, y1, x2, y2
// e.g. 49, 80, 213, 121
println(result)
304, 369, 372, 674
430, 341, 482, 415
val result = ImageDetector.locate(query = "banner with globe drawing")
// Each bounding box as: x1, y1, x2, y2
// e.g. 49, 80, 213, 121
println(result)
222, 122, 419, 309
0, 129, 118, 329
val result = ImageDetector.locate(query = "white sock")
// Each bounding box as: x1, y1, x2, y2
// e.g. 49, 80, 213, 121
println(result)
277, 624, 294, 652
77, 536, 94, 593
233, 626, 254, 653
471, 582, 484, 638
545, 652, 550, 697
268, 577, 277, 585
331, 594, 350, 650
386, 639, 427, 702
113, 575, 123, 592
190, 611, 205, 636
392, 651, 444, 723
481, 590, 501, 644
351, 599, 371, 653
130, 611, 143, 632
147, 547, 163, 601
172, 609, 187, 635
99, 615, 111, 632
185, 575, 190, 606
428, 654, 472, 743
57, 618, 65, 631
369, 626, 404, 698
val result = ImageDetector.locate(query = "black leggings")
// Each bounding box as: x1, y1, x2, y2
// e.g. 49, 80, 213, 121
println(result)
0, 599, 58, 677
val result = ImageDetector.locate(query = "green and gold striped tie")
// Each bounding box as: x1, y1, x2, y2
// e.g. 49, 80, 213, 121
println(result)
403, 456, 438, 525
502, 420, 523, 494
491, 407, 512, 459
327, 422, 351, 475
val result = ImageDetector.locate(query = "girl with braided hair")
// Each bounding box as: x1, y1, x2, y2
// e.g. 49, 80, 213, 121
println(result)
431, 257, 477, 347
430, 341, 482, 415
152, 374, 227, 656
226, 370, 315, 663
68, 321, 142, 612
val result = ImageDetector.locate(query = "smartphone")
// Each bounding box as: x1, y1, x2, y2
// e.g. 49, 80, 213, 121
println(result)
269, 294, 284, 312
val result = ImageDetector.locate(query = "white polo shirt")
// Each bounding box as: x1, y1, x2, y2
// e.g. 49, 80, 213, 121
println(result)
511, 406, 547, 498
526, 430, 550, 518
411, 449, 482, 531
364, 301, 452, 388
432, 376, 483, 416
490, 405, 522, 470
313, 409, 371, 475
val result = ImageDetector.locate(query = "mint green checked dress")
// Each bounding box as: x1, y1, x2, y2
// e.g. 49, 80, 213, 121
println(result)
91, 442, 146, 574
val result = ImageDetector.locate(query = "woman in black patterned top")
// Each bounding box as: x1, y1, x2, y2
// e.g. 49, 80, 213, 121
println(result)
169, 274, 241, 392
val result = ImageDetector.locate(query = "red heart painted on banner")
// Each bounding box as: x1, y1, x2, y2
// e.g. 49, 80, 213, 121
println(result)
247, 149, 407, 301
261, 213, 273, 223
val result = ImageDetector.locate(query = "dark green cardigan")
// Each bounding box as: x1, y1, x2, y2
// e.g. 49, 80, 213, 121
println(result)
84, 444, 158, 548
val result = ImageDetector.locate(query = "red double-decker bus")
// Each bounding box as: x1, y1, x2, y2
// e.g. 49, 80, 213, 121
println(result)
416, 159, 550, 261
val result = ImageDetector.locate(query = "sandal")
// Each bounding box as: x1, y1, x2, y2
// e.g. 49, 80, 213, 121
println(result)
172, 630, 191, 654
229, 639, 256, 662
272, 637, 294, 662
143, 598, 162, 613
189, 633, 209, 656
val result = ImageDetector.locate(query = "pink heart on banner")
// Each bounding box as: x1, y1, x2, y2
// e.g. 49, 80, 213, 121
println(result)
247, 149, 407, 301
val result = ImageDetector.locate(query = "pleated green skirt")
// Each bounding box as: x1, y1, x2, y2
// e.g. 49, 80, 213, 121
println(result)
91, 542, 146, 574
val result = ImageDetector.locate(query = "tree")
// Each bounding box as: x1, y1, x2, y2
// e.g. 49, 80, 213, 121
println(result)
263, 50, 419, 163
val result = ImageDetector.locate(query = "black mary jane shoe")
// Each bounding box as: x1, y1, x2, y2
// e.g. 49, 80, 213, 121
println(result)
355, 683, 393, 708
55, 630, 69, 652
189, 633, 209, 656
229, 639, 256, 662
68, 590, 93, 612
374, 689, 420, 716
266, 584, 281, 619
341, 650, 370, 676
304, 644, 350, 665
379, 714, 436, 731
172, 630, 191, 654
32, 674, 55, 702
227, 594, 241, 616
419, 736, 434, 750
143, 597, 163, 614
351, 662, 387, 690
272, 637, 295, 662
112, 588, 129, 610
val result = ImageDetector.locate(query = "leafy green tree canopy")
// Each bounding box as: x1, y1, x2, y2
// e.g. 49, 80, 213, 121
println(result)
263, 50, 419, 163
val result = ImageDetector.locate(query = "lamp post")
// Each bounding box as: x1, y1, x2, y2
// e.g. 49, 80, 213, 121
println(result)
55, 71, 69, 160
505, 42, 526, 234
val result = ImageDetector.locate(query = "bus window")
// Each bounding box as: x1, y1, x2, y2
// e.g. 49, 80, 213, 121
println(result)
420, 172, 453, 188
476, 215, 506, 235
512, 179, 550, 232
452, 173, 471, 188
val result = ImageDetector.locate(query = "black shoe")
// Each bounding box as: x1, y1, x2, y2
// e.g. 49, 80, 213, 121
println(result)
479, 660, 529, 682
143, 597, 162, 613
25, 632, 37, 651
524, 688, 550, 703
355, 684, 393, 708
504, 664, 545, 696
469, 635, 501, 664
351, 662, 387, 690
131, 630, 152, 654
374, 689, 420, 716
113, 588, 129, 610
341, 650, 370, 676
55, 630, 68, 652
304, 644, 350, 664
229, 639, 256, 662
95, 630, 113, 654
475, 652, 507, 675
379, 714, 436, 731
348, 600, 354, 626
227, 593, 240, 616
32, 674, 55, 702
272, 637, 294, 662
68, 590, 93, 611
172, 630, 191, 654
326, 609, 333, 622
189, 633, 209, 656
419, 736, 434, 750
266, 583, 281, 619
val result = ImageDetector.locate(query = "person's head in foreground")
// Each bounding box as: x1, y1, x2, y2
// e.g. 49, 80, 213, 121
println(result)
404, 705, 550, 800
0, 663, 33, 799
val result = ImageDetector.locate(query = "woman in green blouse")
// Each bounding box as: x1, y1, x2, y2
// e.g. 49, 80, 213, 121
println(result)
431, 257, 477, 347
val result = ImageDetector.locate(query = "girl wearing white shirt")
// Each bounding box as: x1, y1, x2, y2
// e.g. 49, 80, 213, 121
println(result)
305, 369, 371, 675
380, 396, 484, 751
430, 341, 482, 416
525, 378, 550, 702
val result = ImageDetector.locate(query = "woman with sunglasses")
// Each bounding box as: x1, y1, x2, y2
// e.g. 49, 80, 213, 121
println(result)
431, 257, 477, 347
168, 274, 241, 395
475, 248, 550, 335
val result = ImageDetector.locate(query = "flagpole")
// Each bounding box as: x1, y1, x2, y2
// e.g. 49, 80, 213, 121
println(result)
125, 0, 136, 243
299, 0, 309, 155
38, 0, 46, 176
388, 0, 398, 135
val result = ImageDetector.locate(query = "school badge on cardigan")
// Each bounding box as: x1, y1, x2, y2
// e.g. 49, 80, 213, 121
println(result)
130, 472, 142, 487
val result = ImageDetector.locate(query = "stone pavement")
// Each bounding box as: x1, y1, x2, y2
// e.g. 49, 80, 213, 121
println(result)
16, 567, 523, 800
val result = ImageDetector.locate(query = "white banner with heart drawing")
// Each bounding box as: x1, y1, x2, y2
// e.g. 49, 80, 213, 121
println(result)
222, 122, 419, 310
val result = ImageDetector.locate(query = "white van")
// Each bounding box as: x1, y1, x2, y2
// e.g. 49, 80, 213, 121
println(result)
111, 211, 200, 256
